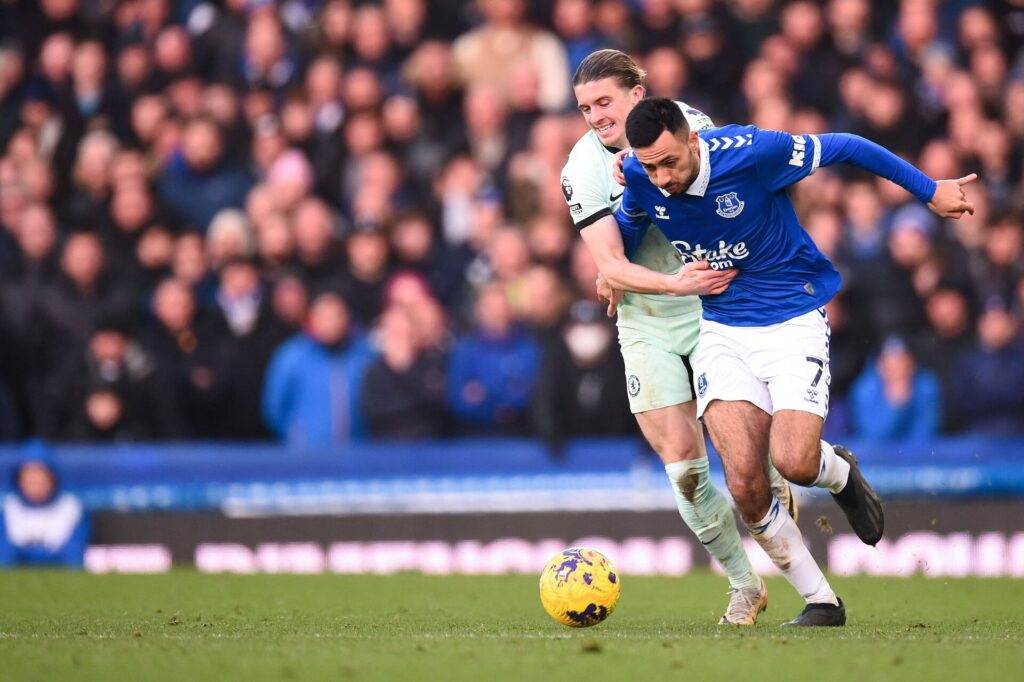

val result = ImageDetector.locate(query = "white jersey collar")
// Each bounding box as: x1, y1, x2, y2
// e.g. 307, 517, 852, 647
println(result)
685, 136, 711, 197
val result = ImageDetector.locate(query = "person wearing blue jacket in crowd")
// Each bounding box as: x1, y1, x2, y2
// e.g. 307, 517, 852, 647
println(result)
0, 440, 89, 568
849, 335, 942, 442
262, 291, 376, 447
157, 118, 253, 231
447, 282, 541, 435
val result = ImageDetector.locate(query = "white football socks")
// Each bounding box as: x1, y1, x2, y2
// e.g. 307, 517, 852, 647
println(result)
767, 458, 787, 493
665, 457, 761, 591
811, 439, 851, 493
746, 497, 838, 605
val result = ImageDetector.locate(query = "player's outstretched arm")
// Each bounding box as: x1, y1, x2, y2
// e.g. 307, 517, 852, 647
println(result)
775, 131, 978, 220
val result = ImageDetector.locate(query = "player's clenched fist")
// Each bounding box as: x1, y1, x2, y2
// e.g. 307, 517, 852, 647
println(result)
927, 173, 978, 219
664, 260, 737, 297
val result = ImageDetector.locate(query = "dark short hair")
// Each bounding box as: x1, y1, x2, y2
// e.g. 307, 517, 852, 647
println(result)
573, 49, 646, 90
625, 98, 690, 148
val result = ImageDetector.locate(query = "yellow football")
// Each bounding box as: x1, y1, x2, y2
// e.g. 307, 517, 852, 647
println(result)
539, 548, 621, 627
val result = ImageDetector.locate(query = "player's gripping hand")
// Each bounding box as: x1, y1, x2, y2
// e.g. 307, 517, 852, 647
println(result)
665, 260, 737, 297
928, 173, 978, 219
596, 272, 624, 316
612, 149, 630, 187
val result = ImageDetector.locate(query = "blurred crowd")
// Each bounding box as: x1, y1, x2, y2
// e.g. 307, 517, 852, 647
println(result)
0, 0, 1021, 449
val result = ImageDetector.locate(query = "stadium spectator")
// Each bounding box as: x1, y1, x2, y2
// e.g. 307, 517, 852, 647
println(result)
452, 0, 570, 112
642, 47, 690, 101
212, 258, 291, 440
462, 83, 511, 181
855, 204, 936, 343
680, 13, 744, 115
262, 291, 375, 446
361, 303, 447, 440
485, 225, 531, 297
841, 179, 889, 267
532, 299, 634, 452
524, 214, 573, 273
41, 319, 178, 441
971, 214, 1024, 305
64, 39, 113, 134
34, 231, 136, 360
518, 263, 570, 338
292, 196, 344, 293
399, 280, 455, 362
61, 129, 118, 229
158, 117, 252, 231
103, 181, 165, 276
65, 384, 152, 442
950, 297, 1024, 435
333, 224, 392, 329
235, 9, 300, 95
387, 211, 466, 307
914, 283, 976, 432
505, 115, 575, 222
0, 440, 89, 568
270, 274, 309, 333
144, 277, 227, 439
849, 335, 942, 443
0, 203, 59, 335
553, 0, 604, 76
171, 232, 217, 304
252, 211, 290, 276
265, 148, 314, 214
447, 282, 540, 435
402, 41, 466, 162
205, 208, 256, 271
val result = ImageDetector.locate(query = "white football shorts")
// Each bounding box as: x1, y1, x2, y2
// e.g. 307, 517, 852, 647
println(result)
692, 307, 831, 420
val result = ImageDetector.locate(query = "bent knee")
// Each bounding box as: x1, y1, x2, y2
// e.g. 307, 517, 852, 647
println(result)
726, 480, 771, 523
652, 437, 704, 463
727, 477, 763, 503
774, 456, 820, 486
637, 405, 704, 463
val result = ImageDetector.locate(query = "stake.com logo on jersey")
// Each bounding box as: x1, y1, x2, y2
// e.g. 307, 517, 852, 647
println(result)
670, 240, 750, 270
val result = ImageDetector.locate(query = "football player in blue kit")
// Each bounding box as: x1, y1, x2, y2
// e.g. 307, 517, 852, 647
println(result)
613, 98, 976, 626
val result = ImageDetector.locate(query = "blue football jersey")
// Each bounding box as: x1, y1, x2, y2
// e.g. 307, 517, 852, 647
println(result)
615, 124, 936, 327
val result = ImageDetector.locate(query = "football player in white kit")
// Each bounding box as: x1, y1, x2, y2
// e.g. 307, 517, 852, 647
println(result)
562, 49, 794, 625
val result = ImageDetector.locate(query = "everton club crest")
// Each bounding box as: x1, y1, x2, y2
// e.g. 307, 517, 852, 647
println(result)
715, 192, 744, 219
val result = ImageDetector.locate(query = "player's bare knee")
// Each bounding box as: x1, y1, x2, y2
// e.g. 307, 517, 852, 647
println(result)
733, 493, 771, 525
638, 406, 704, 463
652, 437, 703, 463
774, 455, 819, 486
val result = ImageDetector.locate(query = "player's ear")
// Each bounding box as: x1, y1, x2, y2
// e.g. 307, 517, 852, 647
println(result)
629, 85, 644, 105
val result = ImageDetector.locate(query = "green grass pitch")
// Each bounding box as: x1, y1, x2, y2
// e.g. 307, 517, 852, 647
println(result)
1, 571, 1022, 681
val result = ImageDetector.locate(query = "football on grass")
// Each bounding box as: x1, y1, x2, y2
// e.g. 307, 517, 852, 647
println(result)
539, 548, 621, 627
